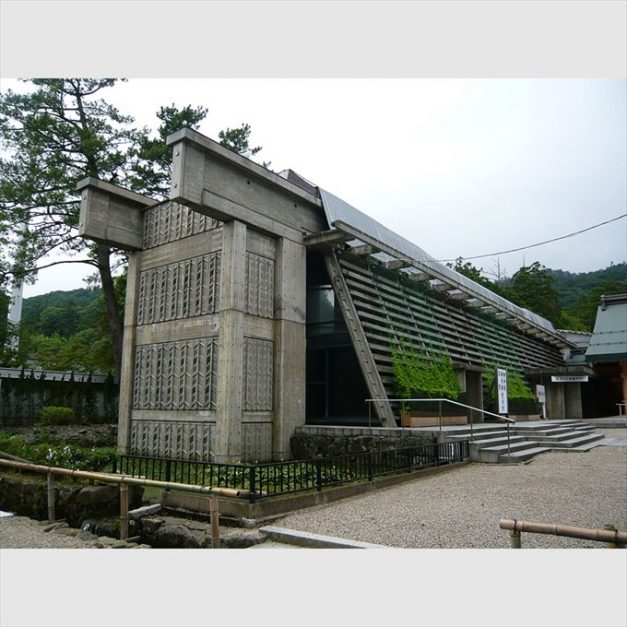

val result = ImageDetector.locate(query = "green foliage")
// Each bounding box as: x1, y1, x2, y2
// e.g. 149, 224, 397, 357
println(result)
39, 406, 77, 425
391, 340, 461, 404
484, 367, 538, 414
507, 262, 562, 324
551, 263, 627, 310
448, 257, 509, 297
0, 432, 116, 471
569, 276, 627, 331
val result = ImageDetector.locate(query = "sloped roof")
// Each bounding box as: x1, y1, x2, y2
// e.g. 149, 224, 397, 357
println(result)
319, 188, 564, 342
586, 294, 627, 362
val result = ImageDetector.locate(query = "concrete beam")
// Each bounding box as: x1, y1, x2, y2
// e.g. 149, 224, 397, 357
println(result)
303, 229, 352, 250
447, 290, 469, 300
429, 279, 451, 292
77, 177, 154, 251
168, 128, 325, 243
382, 259, 412, 270
405, 271, 431, 282
348, 244, 377, 257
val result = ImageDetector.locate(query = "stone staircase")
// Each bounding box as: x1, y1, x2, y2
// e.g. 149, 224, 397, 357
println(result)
440, 420, 606, 464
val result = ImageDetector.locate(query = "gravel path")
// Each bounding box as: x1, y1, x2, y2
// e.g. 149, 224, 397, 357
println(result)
273, 428, 627, 548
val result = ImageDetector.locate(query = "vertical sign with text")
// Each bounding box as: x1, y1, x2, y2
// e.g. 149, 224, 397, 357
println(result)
497, 368, 508, 415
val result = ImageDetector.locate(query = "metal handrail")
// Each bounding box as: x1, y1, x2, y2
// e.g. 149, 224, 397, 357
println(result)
365, 397, 515, 456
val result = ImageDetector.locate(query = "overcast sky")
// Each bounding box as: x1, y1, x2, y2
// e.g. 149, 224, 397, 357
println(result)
1, 77, 625, 297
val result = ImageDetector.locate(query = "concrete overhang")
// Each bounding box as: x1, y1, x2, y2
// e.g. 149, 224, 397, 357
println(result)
77, 177, 156, 251
166, 128, 325, 243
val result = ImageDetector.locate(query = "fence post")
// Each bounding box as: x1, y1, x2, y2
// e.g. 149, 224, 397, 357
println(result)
315, 459, 322, 491
119, 482, 129, 540
210, 494, 220, 548
165, 459, 171, 491
434, 442, 440, 467
249, 465, 256, 502
406, 449, 413, 473
367, 452, 373, 481
47, 473, 55, 523
510, 529, 521, 548
604, 524, 619, 548
112, 456, 117, 474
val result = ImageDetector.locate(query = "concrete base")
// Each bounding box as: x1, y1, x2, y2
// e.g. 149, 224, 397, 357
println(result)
259, 526, 386, 548
161, 461, 469, 521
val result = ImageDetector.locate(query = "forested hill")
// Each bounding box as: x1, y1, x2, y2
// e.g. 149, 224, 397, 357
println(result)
550, 263, 627, 310
22, 288, 101, 337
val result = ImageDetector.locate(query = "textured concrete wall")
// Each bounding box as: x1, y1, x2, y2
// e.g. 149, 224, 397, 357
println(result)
127, 201, 224, 460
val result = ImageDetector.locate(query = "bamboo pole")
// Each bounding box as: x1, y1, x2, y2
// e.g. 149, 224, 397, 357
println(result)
209, 494, 220, 548
47, 473, 55, 523
0, 458, 246, 499
500, 519, 627, 546
119, 483, 129, 540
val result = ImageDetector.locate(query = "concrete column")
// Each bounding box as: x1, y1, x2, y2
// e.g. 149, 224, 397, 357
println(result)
465, 371, 484, 424
546, 382, 565, 419
272, 237, 306, 460
564, 383, 583, 419
117, 251, 141, 453
214, 220, 247, 462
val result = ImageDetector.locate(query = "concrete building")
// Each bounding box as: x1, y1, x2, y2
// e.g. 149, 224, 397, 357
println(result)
77, 128, 589, 463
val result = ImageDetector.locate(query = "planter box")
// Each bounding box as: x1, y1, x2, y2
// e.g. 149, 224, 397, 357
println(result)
400, 412, 468, 428
509, 414, 541, 422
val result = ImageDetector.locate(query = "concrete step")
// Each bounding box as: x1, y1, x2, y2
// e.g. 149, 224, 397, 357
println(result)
498, 446, 552, 463
558, 440, 606, 452
540, 433, 605, 448
526, 429, 592, 442
478, 441, 542, 463
513, 425, 586, 436
469, 434, 527, 447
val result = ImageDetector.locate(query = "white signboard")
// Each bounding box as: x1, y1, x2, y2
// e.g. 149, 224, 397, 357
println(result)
535, 385, 546, 403
497, 368, 508, 415
551, 375, 589, 383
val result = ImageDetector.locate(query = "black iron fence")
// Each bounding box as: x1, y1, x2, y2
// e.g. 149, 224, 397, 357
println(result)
117, 440, 469, 502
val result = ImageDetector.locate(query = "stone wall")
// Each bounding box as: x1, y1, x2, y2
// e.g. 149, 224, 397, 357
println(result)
0, 472, 142, 527
291, 426, 435, 459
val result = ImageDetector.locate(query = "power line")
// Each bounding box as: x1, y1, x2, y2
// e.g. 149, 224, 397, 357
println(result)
433, 213, 627, 263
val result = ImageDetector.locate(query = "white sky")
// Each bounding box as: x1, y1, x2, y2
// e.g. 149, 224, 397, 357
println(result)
6, 77, 625, 297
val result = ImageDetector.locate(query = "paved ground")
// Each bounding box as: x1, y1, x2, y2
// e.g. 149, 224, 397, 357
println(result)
269, 428, 627, 549
2, 428, 625, 549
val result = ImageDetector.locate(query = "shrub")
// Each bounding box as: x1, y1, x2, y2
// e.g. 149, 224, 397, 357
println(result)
39, 406, 77, 426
